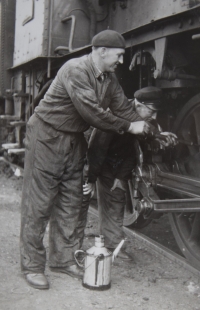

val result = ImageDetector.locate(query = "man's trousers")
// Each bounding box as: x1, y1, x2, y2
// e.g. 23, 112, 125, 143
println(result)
76, 172, 126, 250
97, 173, 126, 249
20, 114, 87, 274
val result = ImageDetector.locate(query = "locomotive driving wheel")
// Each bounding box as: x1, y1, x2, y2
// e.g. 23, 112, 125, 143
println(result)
169, 93, 200, 270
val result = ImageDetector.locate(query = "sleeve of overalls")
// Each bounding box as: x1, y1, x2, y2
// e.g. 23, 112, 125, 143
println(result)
109, 76, 142, 123
62, 66, 131, 134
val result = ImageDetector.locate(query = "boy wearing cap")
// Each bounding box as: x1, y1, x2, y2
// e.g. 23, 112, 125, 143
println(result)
82, 87, 177, 260
20, 29, 152, 289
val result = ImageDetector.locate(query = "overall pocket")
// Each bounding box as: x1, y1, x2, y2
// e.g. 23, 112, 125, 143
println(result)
34, 135, 70, 178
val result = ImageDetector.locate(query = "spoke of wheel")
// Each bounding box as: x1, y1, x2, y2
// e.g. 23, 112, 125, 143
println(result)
192, 108, 200, 147
181, 115, 197, 156
176, 214, 191, 239
189, 212, 200, 243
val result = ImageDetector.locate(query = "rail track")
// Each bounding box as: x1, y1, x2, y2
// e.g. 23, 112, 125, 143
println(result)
89, 206, 200, 278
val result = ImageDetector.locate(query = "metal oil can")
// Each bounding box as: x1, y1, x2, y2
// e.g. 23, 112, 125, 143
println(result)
75, 235, 112, 290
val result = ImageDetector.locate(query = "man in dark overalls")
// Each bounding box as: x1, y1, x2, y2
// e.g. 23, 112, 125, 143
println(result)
81, 87, 177, 260
20, 30, 151, 289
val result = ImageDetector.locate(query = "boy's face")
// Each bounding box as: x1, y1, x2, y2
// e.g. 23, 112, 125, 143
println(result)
135, 100, 157, 121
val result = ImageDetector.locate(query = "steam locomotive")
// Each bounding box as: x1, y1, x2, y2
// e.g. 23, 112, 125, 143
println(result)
1, 0, 200, 269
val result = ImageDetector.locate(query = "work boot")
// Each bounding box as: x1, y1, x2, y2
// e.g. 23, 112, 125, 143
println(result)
25, 273, 49, 290
50, 264, 83, 279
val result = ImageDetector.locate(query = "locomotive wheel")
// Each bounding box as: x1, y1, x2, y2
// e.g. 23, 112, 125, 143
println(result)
169, 93, 200, 270
123, 182, 152, 228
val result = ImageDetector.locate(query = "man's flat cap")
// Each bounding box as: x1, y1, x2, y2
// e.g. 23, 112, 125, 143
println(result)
134, 86, 163, 110
92, 30, 126, 48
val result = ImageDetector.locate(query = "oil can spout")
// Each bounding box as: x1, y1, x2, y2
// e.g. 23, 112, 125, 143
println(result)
112, 239, 125, 263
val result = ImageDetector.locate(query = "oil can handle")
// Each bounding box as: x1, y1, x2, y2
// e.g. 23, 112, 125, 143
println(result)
74, 250, 85, 268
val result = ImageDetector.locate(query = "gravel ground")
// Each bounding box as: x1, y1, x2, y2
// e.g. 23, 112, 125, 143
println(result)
0, 161, 200, 310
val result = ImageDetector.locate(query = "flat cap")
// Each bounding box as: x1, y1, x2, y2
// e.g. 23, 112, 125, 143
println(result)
134, 86, 163, 110
92, 30, 126, 49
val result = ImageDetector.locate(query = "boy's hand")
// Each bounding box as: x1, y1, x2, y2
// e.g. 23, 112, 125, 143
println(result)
83, 182, 95, 197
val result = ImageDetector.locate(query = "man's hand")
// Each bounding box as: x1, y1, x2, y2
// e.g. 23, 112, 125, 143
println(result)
128, 121, 150, 135
157, 132, 178, 147
83, 182, 95, 197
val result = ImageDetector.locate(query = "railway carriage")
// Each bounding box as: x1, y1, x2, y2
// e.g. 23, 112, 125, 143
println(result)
1, 0, 200, 269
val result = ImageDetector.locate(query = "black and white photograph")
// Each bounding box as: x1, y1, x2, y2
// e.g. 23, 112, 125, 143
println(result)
1, 0, 200, 309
